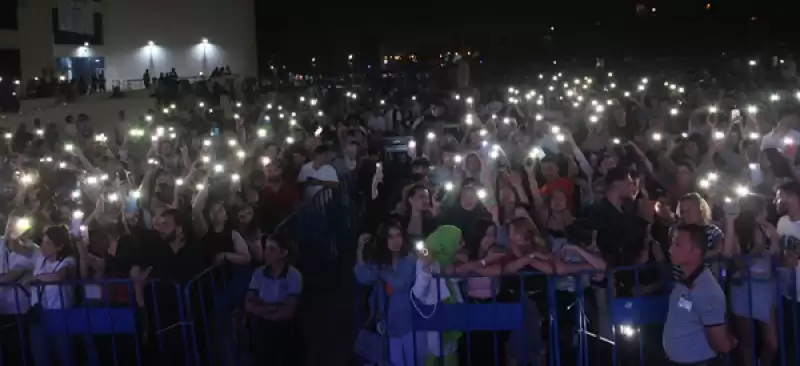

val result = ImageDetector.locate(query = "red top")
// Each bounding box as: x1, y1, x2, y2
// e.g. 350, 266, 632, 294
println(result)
259, 182, 301, 232
540, 178, 575, 210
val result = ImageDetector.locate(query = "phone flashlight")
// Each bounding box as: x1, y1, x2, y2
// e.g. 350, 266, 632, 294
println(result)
427, 132, 436, 140
670, 108, 678, 116
286, 136, 295, 144
196, 183, 205, 191
203, 139, 212, 147
408, 140, 417, 149
555, 134, 566, 142
735, 185, 750, 197
72, 210, 84, 219
261, 156, 271, 166
214, 164, 224, 173
477, 188, 487, 200
256, 128, 267, 138
231, 174, 241, 182
108, 193, 119, 202
415, 241, 427, 255
228, 139, 237, 147
713, 131, 725, 140
748, 132, 760, 140
652, 133, 663, 142
454, 154, 463, 164
444, 181, 454, 191
589, 115, 599, 123
784, 137, 795, 145
175, 178, 184, 186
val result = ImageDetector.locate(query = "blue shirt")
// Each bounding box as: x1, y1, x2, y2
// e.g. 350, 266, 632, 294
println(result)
248, 265, 302, 304
354, 255, 417, 337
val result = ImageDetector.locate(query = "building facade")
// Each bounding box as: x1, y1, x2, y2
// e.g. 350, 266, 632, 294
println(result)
0, 0, 256, 87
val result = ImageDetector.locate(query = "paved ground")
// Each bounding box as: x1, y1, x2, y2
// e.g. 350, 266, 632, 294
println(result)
297, 254, 359, 366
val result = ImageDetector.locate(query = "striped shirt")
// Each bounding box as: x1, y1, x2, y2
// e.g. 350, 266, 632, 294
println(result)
669, 224, 724, 280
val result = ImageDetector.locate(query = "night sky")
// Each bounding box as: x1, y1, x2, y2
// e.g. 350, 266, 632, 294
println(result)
255, 0, 800, 74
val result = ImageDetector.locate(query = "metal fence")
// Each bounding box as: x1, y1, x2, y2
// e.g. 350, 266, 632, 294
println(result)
353, 256, 800, 366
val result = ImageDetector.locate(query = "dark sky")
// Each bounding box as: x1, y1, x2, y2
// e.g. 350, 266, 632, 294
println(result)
255, 1, 800, 74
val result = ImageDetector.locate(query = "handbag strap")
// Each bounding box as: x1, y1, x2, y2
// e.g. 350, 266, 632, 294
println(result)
409, 279, 438, 320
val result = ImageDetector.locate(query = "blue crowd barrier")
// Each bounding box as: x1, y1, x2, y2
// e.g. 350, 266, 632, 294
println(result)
355, 256, 800, 366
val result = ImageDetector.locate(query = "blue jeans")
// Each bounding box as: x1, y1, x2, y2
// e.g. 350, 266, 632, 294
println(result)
29, 323, 74, 366
388, 332, 426, 366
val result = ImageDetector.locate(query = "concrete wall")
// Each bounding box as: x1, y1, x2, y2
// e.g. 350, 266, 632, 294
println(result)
103, 0, 257, 83
0, 0, 57, 82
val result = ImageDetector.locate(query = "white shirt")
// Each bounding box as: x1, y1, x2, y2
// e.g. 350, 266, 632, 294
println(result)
31, 254, 76, 309
777, 215, 800, 302
760, 129, 800, 151
0, 239, 38, 314
296, 162, 339, 200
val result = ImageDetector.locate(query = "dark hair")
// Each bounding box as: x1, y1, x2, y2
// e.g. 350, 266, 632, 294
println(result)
43, 225, 73, 260
372, 219, 408, 266
468, 218, 496, 260
313, 144, 330, 156
734, 195, 767, 254
604, 166, 632, 187
674, 224, 708, 254
404, 184, 428, 212
159, 208, 192, 240
778, 181, 800, 200
262, 233, 297, 264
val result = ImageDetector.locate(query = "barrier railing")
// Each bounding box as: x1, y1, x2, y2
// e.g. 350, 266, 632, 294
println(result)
354, 255, 800, 366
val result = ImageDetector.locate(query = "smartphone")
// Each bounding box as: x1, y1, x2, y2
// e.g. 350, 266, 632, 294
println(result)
731, 109, 741, 120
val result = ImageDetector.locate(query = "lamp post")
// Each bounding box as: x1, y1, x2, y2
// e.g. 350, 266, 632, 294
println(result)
202, 38, 209, 75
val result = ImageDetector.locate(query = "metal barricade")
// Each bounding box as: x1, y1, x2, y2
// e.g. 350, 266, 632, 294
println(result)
352, 255, 800, 366
0, 278, 194, 366
182, 264, 254, 366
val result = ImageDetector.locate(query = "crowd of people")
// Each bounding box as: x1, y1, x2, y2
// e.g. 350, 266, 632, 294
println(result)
0, 54, 799, 366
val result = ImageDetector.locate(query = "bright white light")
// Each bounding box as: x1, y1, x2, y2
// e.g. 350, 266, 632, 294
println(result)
214, 164, 224, 173
619, 325, 637, 338
749, 163, 758, 170
713, 130, 725, 140
228, 139, 237, 147
589, 115, 599, 123
670, 108, 678, 116
612, 138, 621, 145
131, 190, 141, 199
72, 210, 84, 219
707, 172, 719, 182
748, 132, 760, 140
747, 105, 758, 114
203, 139, 212, 147
551, 126, 561, 134
735, 185, 750, 197
148, 41, 155, 46
175, 178, 184, 186
784, 137, 795, 145
770, 94, 781, 102
286, 136, 295, 144
652, 132, 663, 141
454, 154, 463, 164
477, 188, 487, 199
427, 132, 436, 140
231, 174, 240, 182
556, 134, 565, 142
237, 150, 246, 159
444, 182, 454, 191
202, 38, 209, 44
708, 105, 718, 114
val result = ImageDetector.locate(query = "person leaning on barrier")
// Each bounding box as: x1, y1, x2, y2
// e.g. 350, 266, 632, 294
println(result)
663, 224, 736, 366
721, 195, 779, 366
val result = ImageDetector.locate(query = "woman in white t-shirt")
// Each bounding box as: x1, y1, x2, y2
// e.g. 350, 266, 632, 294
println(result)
0, 216, 40, 365
27, 225, 77, 366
